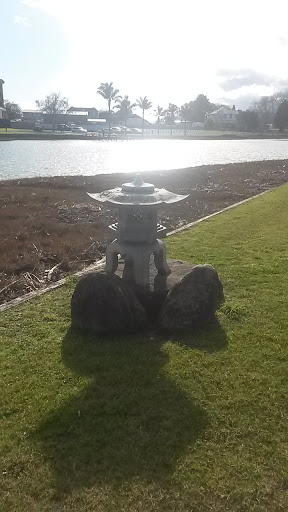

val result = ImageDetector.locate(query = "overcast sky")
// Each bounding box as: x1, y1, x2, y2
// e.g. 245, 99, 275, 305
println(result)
1, 0, 288, 117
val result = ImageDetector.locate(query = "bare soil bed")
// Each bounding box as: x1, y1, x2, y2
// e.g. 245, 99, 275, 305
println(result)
1, 159, 288, 305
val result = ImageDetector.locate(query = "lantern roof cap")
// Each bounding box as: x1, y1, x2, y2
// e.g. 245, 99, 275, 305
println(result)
121, 175, 155, 194
87, 174, 189, 206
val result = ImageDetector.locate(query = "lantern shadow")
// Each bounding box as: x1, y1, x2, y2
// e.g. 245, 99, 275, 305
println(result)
163, 318, 229, 353
31, 328, 210, 497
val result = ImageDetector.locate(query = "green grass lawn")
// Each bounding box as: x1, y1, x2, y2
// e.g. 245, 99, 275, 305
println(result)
1, 185, 288, 511
0, 127, 268, 138
0, 128, 35, 133
0, 128, 70, 135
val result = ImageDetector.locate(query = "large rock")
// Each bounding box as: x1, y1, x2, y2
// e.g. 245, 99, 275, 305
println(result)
71, 272, 147, 333
159, 264, 224, 331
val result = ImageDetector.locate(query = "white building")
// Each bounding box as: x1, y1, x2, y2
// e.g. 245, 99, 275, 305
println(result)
207, 105, 240, 130
0, 107, 6, 119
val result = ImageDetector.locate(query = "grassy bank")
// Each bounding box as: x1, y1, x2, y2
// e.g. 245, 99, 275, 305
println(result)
1, 184, 288, 511
0, 127, 286, 140
0, 128, 101, 141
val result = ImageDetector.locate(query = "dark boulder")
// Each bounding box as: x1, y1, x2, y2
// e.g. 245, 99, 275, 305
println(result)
159, 264, 224, 331
71, 272, 147, 333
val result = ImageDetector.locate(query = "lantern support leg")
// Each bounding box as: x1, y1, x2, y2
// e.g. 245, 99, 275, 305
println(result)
153, 239, 171, 276
106, 240, 119, 276
105, 239, 171, 288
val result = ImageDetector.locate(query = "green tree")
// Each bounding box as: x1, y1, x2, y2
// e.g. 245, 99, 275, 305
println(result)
36, 92, 69, 114
179, 103, 191, 137
165, 103, 179, 136
193, 94, 214, 123
4, 100, 22, 120
115, 95, 136, 126
136, 96, 152, 135
274, 100, 288, 133
154, 106, 165, 136
97, 82, 121, 138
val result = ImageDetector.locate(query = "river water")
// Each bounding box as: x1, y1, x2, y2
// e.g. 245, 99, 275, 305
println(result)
1, 138, 288, 181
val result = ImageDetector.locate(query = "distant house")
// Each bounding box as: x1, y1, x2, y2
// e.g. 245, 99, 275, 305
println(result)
67, 106, 99, 118
127, 114, 151, 128
22, 110, 43, 121
207, 105, 240, 130
41, 113, 88, 129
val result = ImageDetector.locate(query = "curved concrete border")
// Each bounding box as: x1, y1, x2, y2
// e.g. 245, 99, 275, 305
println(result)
0, 189, 269, 313
0, 257, 105, 313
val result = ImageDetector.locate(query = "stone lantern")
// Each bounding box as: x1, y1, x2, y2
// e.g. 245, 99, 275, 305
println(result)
87, 175, 188, 288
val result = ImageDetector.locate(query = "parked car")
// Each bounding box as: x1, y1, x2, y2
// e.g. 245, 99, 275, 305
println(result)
129, 128, 142, 134
111, 126, 126, 133
102, 126, 128, 138
58, 124, 71, 131
71, 126, 87, 133
102, 128, 117, 139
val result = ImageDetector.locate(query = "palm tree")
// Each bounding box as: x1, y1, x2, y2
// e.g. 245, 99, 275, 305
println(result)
136, 96, 152, 135
180, 103, 191, 137
154, 106, 165, 136
114, 95, 136, 127
166, 103, 179, 136
97, 82, 121, 138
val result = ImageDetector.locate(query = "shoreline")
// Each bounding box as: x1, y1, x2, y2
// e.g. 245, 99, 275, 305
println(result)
0, 132, 287, 142
1, 159, 288, 305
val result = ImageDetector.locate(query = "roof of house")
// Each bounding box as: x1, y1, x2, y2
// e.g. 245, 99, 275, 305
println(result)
22, 110, 42, 113
209, 105, 239, 116
67, 106, 98, 112
128, 113, 142, 119
67, 111, 89, 116
209, 106, 227, 115
87, 118, 106, 123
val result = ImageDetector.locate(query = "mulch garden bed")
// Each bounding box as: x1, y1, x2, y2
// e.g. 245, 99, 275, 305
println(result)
1, 159, 287, 305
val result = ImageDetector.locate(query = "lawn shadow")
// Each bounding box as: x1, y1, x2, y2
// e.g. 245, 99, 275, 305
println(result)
167, 318, 228, 352
31, 327, 211, 496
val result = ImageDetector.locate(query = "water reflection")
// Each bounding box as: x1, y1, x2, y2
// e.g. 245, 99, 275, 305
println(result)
1, 138, 288, 180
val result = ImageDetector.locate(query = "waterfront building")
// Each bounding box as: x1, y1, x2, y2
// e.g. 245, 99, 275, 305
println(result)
207, 105, 240, 130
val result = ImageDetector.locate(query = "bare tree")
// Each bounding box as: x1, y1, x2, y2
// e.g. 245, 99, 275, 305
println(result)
250, 91, 288, 131
274, 100, 288, 133
36, 92, 69, 114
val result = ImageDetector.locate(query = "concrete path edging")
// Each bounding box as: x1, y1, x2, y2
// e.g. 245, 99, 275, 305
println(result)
0, 257, 105, 313
0, 189, 269, 313
166, 189, 268, 237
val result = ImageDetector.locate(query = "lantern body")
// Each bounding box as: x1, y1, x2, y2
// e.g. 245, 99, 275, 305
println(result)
109, 205, 166, 243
